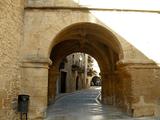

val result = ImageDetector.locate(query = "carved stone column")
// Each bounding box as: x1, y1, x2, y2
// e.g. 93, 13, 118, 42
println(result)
48, 65, 59, 104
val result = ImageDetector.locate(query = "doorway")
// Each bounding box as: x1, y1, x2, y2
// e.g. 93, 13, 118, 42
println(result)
76, 76, 79, 90
60, 71, 67, 93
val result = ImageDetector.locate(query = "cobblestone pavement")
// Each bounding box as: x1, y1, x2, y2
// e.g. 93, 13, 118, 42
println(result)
45, 87, 158, 120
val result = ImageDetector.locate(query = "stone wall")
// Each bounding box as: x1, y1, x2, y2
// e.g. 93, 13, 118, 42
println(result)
21, 61, 49, 119
22, 7, 160, 118
116, 62, 160, 117
0, 0, 24, 120
20, 0, 160, 118
129, 64, 160, 117
1, 0, 160, 119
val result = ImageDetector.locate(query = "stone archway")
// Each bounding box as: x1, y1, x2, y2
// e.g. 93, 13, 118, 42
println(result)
21, 21, 132, 119
15, 0, 160, 118
21, 21, 138, 119
48, 22, 128, 113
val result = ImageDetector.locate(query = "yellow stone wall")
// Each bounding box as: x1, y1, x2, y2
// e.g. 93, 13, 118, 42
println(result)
1, 0, 160, 119
0, 0, 24, 120
22, 2, 160, 118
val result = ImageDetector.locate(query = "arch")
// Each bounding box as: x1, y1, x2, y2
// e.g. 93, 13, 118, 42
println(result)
48, 22, 124, 59
50, 39, 110, 72
21, 8, 158, 119
48, 22, 124, 108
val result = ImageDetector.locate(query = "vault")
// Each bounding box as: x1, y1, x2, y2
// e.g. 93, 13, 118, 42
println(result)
50, 22, 122, 73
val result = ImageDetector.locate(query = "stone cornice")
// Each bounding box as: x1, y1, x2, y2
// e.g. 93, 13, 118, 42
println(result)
25, 6, 160, 14
21, 57, 52, 68
116, 59, 160, 69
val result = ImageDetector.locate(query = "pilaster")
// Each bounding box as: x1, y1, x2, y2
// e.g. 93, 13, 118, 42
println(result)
48, 65, 59, 104
21, 57, 51, 119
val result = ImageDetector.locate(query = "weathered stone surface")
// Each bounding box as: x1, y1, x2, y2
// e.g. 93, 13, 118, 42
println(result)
1, 0, 160, 119
117, 63, 160, 117
0, 0, 24, 119
25, 0, 79, 8
21, 62, 49, 119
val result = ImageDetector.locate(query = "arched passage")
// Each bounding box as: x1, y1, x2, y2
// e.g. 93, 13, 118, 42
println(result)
48, 22, 125, 110
49, 22, 123, 58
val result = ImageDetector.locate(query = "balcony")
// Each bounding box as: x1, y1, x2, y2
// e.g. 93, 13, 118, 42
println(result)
71, 64, 80, 71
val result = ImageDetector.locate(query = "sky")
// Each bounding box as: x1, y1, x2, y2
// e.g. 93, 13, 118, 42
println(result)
92, 58, 100, 76
74, 0, 160, 11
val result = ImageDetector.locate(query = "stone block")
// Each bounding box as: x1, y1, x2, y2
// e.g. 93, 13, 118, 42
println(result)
0, 90, 7, 98
155, 105, 160, 117
0, 99, 2, 109
29, 96, 47, 108
132, 105, 155, 117
22, 86, 48, 97
21, 77, 48, 88
28, 106, 46, 120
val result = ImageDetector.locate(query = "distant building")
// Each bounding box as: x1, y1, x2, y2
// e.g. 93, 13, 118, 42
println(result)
57, 53, 96, 94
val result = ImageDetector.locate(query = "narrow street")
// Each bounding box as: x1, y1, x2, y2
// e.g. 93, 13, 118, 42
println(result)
45, 87, 155, 120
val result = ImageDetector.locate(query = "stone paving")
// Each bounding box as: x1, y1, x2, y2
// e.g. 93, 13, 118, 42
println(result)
45, 87, 159, 120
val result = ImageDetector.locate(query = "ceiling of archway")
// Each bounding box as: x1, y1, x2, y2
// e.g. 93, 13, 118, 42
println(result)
50, 23, 120, 73
50, 38, 116, 72
53, 22, 121, 54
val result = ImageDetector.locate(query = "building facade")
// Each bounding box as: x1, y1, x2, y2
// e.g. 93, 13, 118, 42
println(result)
48, 52, 94, 104
1, 0, 160, 119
